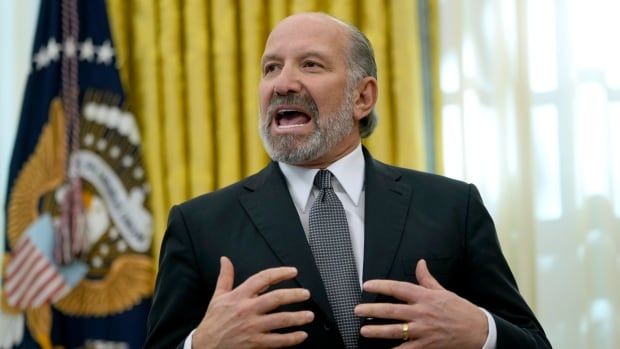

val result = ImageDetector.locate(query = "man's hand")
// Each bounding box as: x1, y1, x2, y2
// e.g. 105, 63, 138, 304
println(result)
354, 259, 488, 349
192, 257, 314, 349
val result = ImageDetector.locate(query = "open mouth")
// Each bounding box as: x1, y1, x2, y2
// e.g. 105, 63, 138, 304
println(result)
274, 107, 312, 128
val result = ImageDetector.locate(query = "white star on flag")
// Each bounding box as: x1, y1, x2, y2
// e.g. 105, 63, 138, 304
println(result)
46, 38, 62, 63
80, 38, 95, 62
96, 40, 115, 65
33, 46, 50, 70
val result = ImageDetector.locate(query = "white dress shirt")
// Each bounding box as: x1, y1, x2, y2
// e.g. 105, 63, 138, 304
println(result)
185, 144, 496, 348
279, 143, 366, 286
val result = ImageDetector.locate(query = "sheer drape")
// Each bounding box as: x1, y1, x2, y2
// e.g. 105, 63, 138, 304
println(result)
439, 0, 620, 347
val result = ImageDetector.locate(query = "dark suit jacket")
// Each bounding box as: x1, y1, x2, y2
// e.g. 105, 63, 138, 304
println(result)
144, 148, 551, 348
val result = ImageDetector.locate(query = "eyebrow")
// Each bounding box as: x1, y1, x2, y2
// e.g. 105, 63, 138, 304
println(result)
260, 54, 280, 67
260, 50, 332, 67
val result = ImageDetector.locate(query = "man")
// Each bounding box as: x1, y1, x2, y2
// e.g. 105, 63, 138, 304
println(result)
145, 13, 551, 349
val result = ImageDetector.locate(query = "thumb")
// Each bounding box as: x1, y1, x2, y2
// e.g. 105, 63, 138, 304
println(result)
213, 256, 235, 297
415, 259, 445, 290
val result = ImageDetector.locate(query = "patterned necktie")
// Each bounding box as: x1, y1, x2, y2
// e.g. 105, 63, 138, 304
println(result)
308, 170, 361, 348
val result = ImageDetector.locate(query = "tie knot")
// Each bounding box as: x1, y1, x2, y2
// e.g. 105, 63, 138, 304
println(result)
314, 170, 333, 190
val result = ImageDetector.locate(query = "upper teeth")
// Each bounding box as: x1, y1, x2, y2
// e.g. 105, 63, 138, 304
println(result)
278, 109, 300, 114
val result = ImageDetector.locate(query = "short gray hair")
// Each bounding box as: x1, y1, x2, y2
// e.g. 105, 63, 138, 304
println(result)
343, 22, 378, 138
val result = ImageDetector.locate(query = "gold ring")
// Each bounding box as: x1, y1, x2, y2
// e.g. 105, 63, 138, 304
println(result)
402, 322, 410, 341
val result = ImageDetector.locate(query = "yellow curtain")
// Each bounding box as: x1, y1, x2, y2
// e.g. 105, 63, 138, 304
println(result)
106, 0, 438, 262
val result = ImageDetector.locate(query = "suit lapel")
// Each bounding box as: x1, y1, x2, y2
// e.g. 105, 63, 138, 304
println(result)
361, 149, 413, 304
239, 151, 413, 316
239, 162, 335, 322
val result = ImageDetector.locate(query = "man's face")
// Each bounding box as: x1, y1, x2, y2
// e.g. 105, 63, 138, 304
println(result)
259, 14, 360, 166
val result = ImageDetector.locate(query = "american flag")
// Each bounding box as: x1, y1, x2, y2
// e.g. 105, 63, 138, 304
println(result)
4, 215, 73, 309
2, 0, 153, 348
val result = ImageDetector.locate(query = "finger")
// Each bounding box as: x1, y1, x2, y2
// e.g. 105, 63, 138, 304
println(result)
415, 259, 445, 290
237, 266, 298, 297
362, 279, 422, 303
359, 323, 413, 340
354, 303, 412, 321
213, 256, 235, 297
254, 288, 311, 314
258, 310, 314, 331
256, 331, 309, 348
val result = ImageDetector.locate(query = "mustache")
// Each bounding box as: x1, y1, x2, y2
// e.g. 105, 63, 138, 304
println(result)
266, 94, 319, 120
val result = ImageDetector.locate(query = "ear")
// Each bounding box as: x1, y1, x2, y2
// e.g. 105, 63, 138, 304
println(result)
353, 77, 378, 121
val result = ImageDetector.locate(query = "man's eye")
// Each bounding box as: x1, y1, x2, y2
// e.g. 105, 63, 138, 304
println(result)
303, 61, 322, 69
263, 64, 279, 74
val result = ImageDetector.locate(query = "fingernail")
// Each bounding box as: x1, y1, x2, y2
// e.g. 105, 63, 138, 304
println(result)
306, 311, 314, 320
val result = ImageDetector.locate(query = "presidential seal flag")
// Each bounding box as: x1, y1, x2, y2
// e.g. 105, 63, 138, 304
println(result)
1, 1, 153, 348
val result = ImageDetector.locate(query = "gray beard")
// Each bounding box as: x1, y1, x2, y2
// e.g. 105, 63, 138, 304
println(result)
259, 91, 355, 165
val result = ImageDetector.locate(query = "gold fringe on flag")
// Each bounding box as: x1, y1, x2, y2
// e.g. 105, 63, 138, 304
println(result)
55, 254, 153, 316
26, 306, 53, 349
7, 98, 67, 248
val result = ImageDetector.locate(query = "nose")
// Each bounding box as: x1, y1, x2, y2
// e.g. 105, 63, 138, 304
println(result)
273, 64, 302, 95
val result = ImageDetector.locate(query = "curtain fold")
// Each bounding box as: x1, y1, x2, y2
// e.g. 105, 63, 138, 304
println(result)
428, 0, 443, 173
106, 0, 440, 263
183, 0, 216, 196
361, 0, 393, 164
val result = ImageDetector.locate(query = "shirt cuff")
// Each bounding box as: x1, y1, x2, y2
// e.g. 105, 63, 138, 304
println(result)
184, 329, 197, 349
479, 307, 497, 349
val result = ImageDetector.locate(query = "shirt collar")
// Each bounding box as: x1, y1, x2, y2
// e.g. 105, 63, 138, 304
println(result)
279, 144, 365, 212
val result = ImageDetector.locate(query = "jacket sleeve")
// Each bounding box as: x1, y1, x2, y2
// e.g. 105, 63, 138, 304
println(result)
144, 205, 211, 349
462, 184, 552, 349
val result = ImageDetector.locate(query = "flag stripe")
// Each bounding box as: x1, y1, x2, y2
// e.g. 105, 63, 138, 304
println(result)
33, 274, 68, 306
7, 251, 48, 306
5, 238, 36, 277
18, 264, 57, 308
6, 248, 46, 294
5, 241, 41, 291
